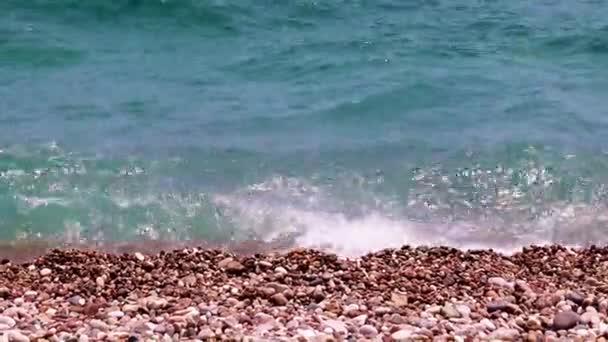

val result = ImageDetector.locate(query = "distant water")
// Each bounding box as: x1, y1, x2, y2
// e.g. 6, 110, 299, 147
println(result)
2, 0, 608, 255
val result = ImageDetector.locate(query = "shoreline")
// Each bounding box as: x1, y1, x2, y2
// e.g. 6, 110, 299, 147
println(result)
1, 245, 608, 341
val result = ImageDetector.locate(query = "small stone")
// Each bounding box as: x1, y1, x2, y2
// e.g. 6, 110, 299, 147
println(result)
253, 312, 275, 325
351, 314, 367, 326
527, 317, 542, 330
580, 311, 600, 325
323, 319, 347, 336
68, 295, 85, 306
108, 311, 125, 319
479, 318, 496, 331
489, 327, 520, 340
274, 266, 288, 275
122, 304, 140, 313
389, 313, 405, 324
441, 303, 461, 318
566, 291, 585, 306
79, 335, 89, 342
391, 329, 414, 341
40, 268, 52, 276
488, 277, 514, 290
312, 287, 325, 302
133, 252, 145, 261
553, 311, 580, 330
23, 291, 37, 300
551, 290, 566, 306
146, 297, 168, 310
0, 316, 16, 328
95, 277, 105, 287
297, 329, 316, 339
487, 300, 518, 313
515, 280, 533, 293
7, 330, 30, 342
89, 319, 110, 331
526, 331, 541, 342
455, 304, 471, 318
223, 260, 246, 275
359, 325, 378, 337
259, 287, 276, 298
344, 304, 359, 317
427, 305, 442, 314
391, 291, 408, 307
0, 287, 9, 299
270, 293, 288, 306
374, 306, 392, 315
258, 260, 272, 268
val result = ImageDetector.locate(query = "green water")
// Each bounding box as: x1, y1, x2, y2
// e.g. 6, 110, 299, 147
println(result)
1, 0, 608, 254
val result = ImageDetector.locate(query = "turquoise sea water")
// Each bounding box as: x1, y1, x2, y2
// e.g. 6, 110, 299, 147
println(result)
2, 0, 608, 255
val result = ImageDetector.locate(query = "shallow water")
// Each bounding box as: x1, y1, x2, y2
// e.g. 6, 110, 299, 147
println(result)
2, 0, 608, 255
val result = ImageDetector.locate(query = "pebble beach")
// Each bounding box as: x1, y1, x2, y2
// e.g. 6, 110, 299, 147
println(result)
1, 245, 608, 341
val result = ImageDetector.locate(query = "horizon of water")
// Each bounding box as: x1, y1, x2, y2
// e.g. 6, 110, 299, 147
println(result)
2, 0, 608, 256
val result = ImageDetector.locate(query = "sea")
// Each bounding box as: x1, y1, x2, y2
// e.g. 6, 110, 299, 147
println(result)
1, 0, 608, 256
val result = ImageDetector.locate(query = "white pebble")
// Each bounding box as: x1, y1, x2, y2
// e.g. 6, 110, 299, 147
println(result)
275, 267, 288, 275
107, 311, 125, 319
8, 330, 29, 342
0, 315, 16, 328
40, 268, 52, 276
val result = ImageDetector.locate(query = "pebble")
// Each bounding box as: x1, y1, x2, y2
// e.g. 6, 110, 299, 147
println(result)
487, 300, 518, 313
553, 311, 580, 330
39, 268, 52, 276
527, 317, 542, 330
68, 295, 85, 306
343, 303, 359, 317
297, 329, 316, 339
488, 277, 514, 290
89, 319, 110, 331
351, 314, 368, 326
374, 306, 392, 315
270, 293, 288, 306
359, 324, 378, 337
479, 318, 496, 331
0, 315, 16, 328
258, 260, 272, 268
580, 311, 600, 325
312, 287, 326, 302
146, 298, 168, 310
7, 330, 30, 342
122, 304, 140, 313
391, 329, 414, 341
95, 276, 105, 287
108, 311, 125, 319
223, 260, 246, 274
322, 319, 347, 335
455, 304, 471, 318
134, 252, 145, 261
489, 327, 520, 340
566, 291, 585, 305
391, 291, 408, 307
274, 267, 288, 275
23, 291, 37, 300
441, 303, 461, 318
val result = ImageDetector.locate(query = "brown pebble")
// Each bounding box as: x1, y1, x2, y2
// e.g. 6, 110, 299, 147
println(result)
271, 293, 288, 306
223, 261, 246, 274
